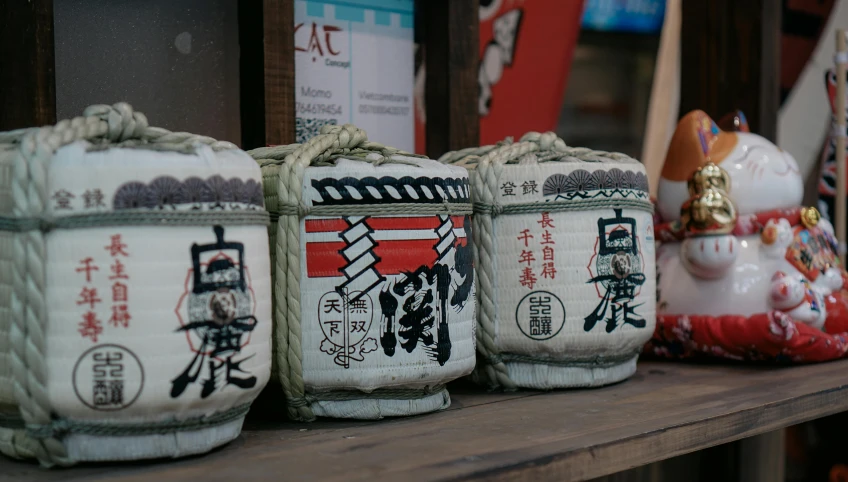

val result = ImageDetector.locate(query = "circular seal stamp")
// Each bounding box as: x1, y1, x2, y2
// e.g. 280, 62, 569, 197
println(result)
73, 344, 144, 411
515, 290, 566, 341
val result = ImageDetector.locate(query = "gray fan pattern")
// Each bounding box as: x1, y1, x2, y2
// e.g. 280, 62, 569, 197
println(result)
113, 176, 264, 210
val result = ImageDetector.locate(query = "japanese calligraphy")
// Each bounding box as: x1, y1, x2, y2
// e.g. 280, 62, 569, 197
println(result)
83, 189, 106, 209
522, 180, 538, 195
171, 226, 259, 399
72, 344, 143, 411
516, 212, 557, 289
317, 290, 376, 368
75, 234, 131, 342
76, 257, 101, 341
515, 291, 565, 340
107, 234, 131, 330
92, 351, 124, 407
52, 190, 75, 210
584, 209, 647, 333
501, 182, 517, 196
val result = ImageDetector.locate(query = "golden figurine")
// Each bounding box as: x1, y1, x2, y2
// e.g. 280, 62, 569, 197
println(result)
687, 162, 731, 196
800, 206, 821, 229
680, 188, 737, 235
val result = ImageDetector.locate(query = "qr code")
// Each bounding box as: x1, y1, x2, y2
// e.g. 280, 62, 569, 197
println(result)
296, 118, 337, 143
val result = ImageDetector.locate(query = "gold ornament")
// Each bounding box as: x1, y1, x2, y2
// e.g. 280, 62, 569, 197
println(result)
687, 162, 731, 196
680, 188, 737, 235
800, 206, 821, 229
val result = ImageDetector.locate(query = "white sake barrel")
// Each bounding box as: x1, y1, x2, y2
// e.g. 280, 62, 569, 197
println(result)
250, 124, 475, 421
441, 132, 656, 389
0, 104, 272, 466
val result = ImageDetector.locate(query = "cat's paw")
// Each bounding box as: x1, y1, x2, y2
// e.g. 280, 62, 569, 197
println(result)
680, 235, 738, 279
814, 266, 844, 294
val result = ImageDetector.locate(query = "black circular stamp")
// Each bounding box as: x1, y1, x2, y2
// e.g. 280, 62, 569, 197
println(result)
515, 290, 566, 341
72, 344, 144, 411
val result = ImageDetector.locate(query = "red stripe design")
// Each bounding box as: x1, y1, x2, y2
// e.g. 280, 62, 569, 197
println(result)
307, 240, 455, 277
305, 215, 469, 278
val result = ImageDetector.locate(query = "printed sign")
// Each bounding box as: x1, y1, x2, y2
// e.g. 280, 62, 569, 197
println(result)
295, 0, 414, 150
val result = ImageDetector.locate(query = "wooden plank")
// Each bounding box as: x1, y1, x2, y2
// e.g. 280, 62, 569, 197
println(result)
423, 0, 479, 158
680, 0, 781, 141
262, 0, 296, 147
5, 360, 848, 481
0, 0, 56, 130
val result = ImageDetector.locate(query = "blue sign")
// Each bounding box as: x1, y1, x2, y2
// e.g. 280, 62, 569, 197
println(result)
581, 0, 665, 33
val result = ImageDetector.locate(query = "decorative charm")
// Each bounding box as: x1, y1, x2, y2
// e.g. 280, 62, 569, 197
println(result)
687, 162, 731, 195
800, 206, 821, 229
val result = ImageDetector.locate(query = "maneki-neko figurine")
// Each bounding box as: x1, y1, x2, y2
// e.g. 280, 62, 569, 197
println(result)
646, 109, 848, 362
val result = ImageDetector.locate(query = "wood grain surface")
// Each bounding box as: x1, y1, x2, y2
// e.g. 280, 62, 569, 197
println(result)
4, 360, 848, 481
423, 0, 479, 158
261, 0, 296, 147
0, 0, 56, 130
680, 0, 781, 141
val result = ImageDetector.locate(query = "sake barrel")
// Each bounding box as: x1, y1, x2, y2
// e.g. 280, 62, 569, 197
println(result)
440, 132, 656, 390
249, 124, 475, 421
0, 104, 272, 466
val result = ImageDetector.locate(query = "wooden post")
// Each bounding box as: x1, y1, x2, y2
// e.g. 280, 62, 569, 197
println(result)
680, 0, 781, 141
0, 0, 56, 130
239, 0, 296, 149
835, 30, 847, 264
680, 3, 786, 481
262, 0, 296, 147
423, 0, 479, 158
739, 430, 786, 482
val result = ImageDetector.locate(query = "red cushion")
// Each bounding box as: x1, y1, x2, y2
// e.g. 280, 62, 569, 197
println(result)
644, 292, 848, 363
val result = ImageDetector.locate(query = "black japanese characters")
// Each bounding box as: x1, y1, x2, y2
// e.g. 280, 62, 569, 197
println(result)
171, 226, 258, 399
584, 209, 647, 333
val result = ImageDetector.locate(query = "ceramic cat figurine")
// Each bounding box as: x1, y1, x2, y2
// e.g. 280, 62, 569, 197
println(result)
769, 270, 826, 330
656, 110, 844, 329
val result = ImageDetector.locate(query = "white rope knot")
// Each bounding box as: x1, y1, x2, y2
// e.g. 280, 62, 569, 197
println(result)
83, 102, 149, 142
320, 123, 368, 150
520, 131, 566, 152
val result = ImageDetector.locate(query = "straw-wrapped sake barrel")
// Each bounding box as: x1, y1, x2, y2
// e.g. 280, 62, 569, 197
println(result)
441, 132, 656, 389
250, 124, 476, 421
0, 104, 272, 466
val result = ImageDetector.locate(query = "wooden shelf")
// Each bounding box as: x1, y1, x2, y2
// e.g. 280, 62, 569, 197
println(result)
5, 359, 848, 481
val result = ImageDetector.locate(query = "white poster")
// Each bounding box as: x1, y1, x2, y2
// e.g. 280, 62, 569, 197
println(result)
294, 0, 414, 151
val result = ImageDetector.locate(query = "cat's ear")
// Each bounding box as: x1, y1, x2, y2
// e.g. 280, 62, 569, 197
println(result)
718, 110, 749, 132
661, 110, 738, 182
772, 271, 787, 282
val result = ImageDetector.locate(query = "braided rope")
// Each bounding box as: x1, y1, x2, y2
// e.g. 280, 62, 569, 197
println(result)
3, 102, 243, 466
442, 132, 644, 390
249, 124, 440, 421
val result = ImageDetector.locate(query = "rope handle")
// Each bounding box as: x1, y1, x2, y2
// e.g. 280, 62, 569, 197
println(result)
440, 131, 640, 169
249, 124, 426, 172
